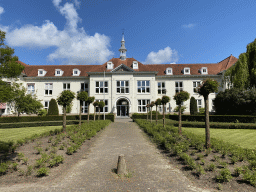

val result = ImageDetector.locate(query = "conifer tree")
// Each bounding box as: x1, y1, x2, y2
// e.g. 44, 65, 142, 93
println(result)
47, 99, 59, 116
190, 96, 197, 115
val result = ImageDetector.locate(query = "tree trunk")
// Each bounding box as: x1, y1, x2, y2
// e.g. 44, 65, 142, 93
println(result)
79, 105, 82, 127
87, 103, 90, 123
150, 107, 152, 123
147, 108, 148, 121
156, 105, 158, 125
163, 104, 165, 128
178, 105, 182, 135
94, 106, 96, 121
204, 95, 210, 148
98, 108, 100, 120
63, 106, 66, 131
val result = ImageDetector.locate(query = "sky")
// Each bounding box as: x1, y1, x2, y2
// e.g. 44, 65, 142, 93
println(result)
0, 0, 256, 66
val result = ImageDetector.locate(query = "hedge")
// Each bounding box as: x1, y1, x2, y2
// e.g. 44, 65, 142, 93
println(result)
167, 119, 256, 129
131, 113, 164, 120
0, 114, 115, 123
169, 115, 256, 123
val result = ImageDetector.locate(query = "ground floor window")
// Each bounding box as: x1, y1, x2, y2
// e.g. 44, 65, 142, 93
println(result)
44, 101, 50, 110
96, 100, 108, 113
138, 99, 150, 112
80, 101, 88, 113
197, 99, 202, 111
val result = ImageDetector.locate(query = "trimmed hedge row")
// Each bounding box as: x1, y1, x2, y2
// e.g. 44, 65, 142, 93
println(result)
167, 119, 256, 129
169, 115, 256, 123
131, 114, 164, 120
0, 114, 115, 123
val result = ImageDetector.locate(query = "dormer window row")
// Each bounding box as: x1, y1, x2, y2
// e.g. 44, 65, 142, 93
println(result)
38, 69, 81, 76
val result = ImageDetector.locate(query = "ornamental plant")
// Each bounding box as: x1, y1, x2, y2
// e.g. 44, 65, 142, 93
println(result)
86, 96, 95, 123
77, 91, 88, 127
155, 98, 162, 125
150, 101, 155, 123
47, 98, 59, 116
190, 96, 197, 115
161, 96, 170, 127
98, 101, 105, 120
93, 101, 99, 121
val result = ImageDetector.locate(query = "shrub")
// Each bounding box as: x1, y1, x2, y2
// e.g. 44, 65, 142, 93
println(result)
26, 165, 33, 176
216, 168, 232, 182
37, 167, 49, 177
12, 162, 18, 171
0, 162, 9, 175
198, 108, 205, 115
234, 167, 243, 177
206, 163, 216, 171
38, 109, 47, 116
47, 98, 59, 116
174, 106, 186, 114
190, 97, 198, 115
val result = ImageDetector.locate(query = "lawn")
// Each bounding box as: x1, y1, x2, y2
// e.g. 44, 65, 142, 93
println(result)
0, 125, 73, 143
183, 127, 256, 149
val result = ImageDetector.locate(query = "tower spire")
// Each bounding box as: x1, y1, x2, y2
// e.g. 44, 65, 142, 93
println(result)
119, 32, 127, 60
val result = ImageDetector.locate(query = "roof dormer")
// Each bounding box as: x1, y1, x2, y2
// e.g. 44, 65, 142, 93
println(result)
107, 62, 114, 70
132, 61, 138, 69
201, 67, 208, 74
166, 67, 173, 75
38, 69, 47, 76
73, 68, 81, 76
55, 69, 64, 76
183, 67, 190, 75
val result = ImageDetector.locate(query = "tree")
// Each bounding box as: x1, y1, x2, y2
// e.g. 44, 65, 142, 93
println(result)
224, 38, 256, 89
57, 90, 75, 131
197, 79, 219, 148
155, 98, 162, 125
146, 104, 150, 121
47, 99, 59, 116
161, 96, 170, 127
93, 101, 99, 121
98, 101, 105, 120
173, 91, 190, 135
190, 96, 197, 115
77, 91, 88, 127
86, 96, 95, 123
0, 30, 25, 103
150, 101, 155, 123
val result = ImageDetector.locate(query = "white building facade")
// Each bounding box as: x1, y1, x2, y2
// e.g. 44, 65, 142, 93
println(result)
0, 36, 238, 116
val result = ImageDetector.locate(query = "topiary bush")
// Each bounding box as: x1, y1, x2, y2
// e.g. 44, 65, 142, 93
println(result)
190, 97, 197, 115
47, 99, 59, 116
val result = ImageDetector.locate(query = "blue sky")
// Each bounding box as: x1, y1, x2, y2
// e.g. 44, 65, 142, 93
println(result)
0, 0, 256, 66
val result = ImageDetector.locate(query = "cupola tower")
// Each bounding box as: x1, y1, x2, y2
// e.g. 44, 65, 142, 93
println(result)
119, 34, 127, 60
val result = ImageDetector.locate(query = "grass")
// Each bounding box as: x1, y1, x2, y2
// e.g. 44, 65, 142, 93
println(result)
0, 125, 73, 143
183, 128, 256, 149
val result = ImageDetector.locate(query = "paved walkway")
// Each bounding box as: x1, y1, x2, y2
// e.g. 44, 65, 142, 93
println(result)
1, 118, 212, 192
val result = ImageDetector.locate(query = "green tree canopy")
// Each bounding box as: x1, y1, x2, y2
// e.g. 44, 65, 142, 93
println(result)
173, 91, 190, 105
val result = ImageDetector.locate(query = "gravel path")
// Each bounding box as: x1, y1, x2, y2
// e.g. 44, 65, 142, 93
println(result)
1, 118, 213, 192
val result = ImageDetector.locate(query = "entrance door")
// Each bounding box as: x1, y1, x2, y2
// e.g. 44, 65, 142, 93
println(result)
116, 99, 129, 117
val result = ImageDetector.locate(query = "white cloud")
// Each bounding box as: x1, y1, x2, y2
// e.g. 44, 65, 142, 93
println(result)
143, 47, 178, 64
1, 1, 113, 65
0, 6, 4, 18
182, 23, 195, 28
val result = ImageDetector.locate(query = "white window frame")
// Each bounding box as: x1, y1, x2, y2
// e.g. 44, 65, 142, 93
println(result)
197, 99, 202, 111
193, 81, 201, 93
45, 83, 53, 96
175, 81, 183, 94
157, 82, 166, 95
133, 61, 138, 69
73, 68, 81, 76
95, 81, 108, 94
201, 67, 208, 74
63, 83, 70, 90
117, 80, 129, 94
44, 101, 50, 110
55, 69, 63, 76
137, 80, 150, 94
107, 62, 114, 69
138, 99, 150, 113
27, 83, 35, 95
81, 82, 88, 92
81, 101, 88, 113
38, 69, 46, 76
184, 67, 190, 75
166, 67, 173, 75
95, 99, 108, 113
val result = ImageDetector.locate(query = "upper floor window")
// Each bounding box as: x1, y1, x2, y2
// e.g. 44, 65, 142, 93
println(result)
38, 69, 46, 76
166, 67, 173, 75
63, 83, 70, 90
193, 81, 201, 93
27, 83, 35, 95
137, 80, 150, 93
117, 81, 129, 94
201, 67, 208, 74
81, 83, 88, 92
73, 68, 81, 76
45, 83, 53, 96
158, 82, 166, 94
96, 81, 108, 94
184, 67, 190, 75
175, 81, 183, 93
133, 61, 138, 69
107, 62, 114, 70
55, 69, 63, 76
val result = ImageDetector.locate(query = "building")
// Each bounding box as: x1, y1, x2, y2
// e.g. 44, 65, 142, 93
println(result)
0, 35, 238, 116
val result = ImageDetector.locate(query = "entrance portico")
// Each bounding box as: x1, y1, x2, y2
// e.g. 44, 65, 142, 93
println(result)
115, 97, 131, 117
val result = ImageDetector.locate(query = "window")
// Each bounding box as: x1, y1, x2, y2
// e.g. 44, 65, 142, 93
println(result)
95, 81, 108, 94
201, 67, 208, 74
193, 81, 201, 93
44, 101, 50, 110
38, 69, 46, 76
158, 82, 166, 94
175, 81, 183, 93
197, 99, 202, 110
74, 70, 78, 75
27, 83, 35, 95
96, 100, 108, 113
133, 61, 138, 69
107, 62, 113, 69
80, 101, 88, 113
184, 67, 190, 74
55, 69, 63, 76
137, 80, 150, 93
166, 68, 172, 75
63, 83, 70, 90
73, 68, 80, 76
45, 83, 53, 96
138, 99, 150, 112
81, 83, 88, 92
117, 81, 129, 94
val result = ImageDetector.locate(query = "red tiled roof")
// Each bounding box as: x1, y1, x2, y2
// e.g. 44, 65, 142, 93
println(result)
19, 55, 238, 77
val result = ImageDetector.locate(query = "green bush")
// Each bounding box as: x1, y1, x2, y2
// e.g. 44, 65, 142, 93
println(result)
38, 109, 47, 117
190, 97, 197, 115
47, 99, 59, 116
37, 167, 49, 177
216, 168, 233, 182
198, 108, 205, 115
131, 113, 164, 120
